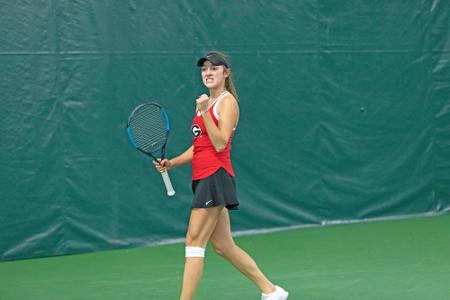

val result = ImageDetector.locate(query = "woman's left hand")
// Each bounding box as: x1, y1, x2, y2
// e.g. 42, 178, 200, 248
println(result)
196, 94, 209, 114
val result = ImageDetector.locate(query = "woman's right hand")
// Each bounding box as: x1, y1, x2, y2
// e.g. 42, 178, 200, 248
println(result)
153, 159, 172, 173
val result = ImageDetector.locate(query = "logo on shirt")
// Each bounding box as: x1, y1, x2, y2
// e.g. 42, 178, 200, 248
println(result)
192, 124, 202, 137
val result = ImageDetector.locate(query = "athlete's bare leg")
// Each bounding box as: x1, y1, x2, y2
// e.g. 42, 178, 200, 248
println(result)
209, 209, 276, 294
180, 206, 224, 300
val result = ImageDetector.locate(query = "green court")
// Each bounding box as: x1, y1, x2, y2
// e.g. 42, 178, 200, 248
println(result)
1, 215, 449, 300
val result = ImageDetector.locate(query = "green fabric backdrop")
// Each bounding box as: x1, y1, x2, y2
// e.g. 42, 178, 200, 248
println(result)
1, 1, 449, 260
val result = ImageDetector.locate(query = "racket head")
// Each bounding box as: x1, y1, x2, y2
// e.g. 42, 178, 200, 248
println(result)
127, 102, 170, 157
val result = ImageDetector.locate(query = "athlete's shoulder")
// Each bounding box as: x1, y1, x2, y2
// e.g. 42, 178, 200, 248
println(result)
220, 93, 238, 108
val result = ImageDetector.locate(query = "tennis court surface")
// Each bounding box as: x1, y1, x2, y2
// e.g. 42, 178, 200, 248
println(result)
1, 214, 448, 300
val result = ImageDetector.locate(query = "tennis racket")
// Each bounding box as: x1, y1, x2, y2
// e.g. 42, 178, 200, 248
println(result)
127, 102, 176, 197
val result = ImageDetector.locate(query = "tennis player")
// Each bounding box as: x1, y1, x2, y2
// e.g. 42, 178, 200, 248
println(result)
155, 51, 288, 300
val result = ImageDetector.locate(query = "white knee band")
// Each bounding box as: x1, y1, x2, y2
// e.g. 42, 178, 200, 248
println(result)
185, 246, 205, 257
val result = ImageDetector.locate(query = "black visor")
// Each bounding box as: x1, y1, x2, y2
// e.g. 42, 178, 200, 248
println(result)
196, 52, 229, 68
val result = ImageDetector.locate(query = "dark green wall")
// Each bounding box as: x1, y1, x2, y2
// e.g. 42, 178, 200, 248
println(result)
1, 1, 449, 260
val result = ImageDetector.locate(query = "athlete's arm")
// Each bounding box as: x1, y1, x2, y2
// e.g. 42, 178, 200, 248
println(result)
202, 95, 239, 152
155, 145, 193, 172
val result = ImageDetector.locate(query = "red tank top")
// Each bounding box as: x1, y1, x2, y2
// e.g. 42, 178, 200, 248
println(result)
191, 91, 235, 180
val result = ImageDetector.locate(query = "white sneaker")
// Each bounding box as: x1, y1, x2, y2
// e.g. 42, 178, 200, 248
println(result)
261, 285, 289, 300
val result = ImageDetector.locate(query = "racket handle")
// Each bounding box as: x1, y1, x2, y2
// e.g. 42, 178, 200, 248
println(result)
161, 170, 176, 197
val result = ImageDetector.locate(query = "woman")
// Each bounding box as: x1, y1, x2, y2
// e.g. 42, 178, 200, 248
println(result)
155, 51, 288, 300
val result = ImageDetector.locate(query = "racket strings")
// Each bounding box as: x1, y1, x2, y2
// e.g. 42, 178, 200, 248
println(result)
129, 105, 168, 154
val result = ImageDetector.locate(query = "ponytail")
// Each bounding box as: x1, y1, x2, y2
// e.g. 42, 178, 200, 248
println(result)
225, 75, 238, 101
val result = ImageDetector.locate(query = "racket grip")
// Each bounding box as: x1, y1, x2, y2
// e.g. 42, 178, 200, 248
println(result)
161, 170, 176, 197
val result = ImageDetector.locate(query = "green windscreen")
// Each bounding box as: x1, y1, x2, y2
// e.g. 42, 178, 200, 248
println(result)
1, 1, 449, 260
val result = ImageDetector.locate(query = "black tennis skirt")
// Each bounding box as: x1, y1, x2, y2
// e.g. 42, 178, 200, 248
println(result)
191, 168, 239, 210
